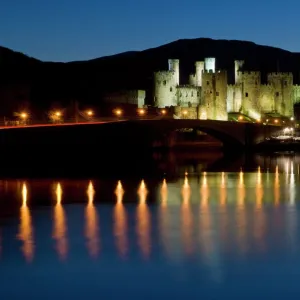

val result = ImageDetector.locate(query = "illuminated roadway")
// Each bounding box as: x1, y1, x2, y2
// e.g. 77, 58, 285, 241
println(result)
0, 120, 124, 130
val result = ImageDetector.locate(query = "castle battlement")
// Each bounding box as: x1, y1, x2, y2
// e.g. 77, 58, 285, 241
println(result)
178, 85, 200, 89
154, 71, 175, 83
268, 72, 293, 76
154, 70, 173, 76
203, 70, 214, 74
238, 71, 261, 76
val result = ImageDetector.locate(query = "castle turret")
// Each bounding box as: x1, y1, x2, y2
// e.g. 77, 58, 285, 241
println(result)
204, 57, 216, 73
195, 61, 205, 86
234, 60, 245, 84
201, 69, 228, 120
168, 59, 179, 86
267, 72, 293, 117
240, 71, 261, 119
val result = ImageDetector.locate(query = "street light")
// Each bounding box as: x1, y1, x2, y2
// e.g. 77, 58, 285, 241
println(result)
20, 112, 27, 120
87, 110, 94, 117
115, 109, 122, 116
161, 109, 167, 115
138, 108, 145, 116
55, 111, 61, 117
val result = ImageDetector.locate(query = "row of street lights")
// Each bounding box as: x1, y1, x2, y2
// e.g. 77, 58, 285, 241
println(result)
13, 108, 168, 123
237, 115, 295, 125
113, 108, 167, 117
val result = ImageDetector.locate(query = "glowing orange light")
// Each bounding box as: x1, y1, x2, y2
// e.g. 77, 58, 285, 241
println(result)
138, 180, 148, 204
183, 110, 188, 115
21, 113, 28, 119
238, 116, 243, 121
55, 111, 61, 117
115, 109, 122, 116
87, 110, 94, 116
161, 109, 167, 115
138, 109, 145, 115
115, 180, 124, 204
18, 182, 34, 263
274, 119, 279, 124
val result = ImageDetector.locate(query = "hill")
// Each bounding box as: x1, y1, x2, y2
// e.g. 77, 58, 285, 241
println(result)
1, 38, 300, 114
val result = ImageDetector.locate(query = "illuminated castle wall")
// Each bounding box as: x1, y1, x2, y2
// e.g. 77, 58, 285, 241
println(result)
154, 58, 298, 120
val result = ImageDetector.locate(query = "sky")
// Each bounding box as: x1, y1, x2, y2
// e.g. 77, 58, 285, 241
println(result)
0, 0, 299, 62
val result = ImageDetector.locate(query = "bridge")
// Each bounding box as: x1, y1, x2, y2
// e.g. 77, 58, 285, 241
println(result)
0, 118, 283, 148
0, 118, 285, 176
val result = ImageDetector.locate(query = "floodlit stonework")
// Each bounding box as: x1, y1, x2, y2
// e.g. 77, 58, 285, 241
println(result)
154, 58, 300, 120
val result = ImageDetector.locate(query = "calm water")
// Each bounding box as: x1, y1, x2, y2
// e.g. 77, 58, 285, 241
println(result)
1, 153, 300, 299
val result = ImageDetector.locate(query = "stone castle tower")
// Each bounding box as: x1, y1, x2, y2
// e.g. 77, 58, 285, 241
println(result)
154, 58, 297, 120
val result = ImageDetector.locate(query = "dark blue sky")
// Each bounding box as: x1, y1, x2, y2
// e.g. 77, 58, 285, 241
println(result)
0, 0, 298, 62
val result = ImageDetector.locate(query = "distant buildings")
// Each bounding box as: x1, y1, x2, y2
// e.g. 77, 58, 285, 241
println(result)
154, 58, 300, 120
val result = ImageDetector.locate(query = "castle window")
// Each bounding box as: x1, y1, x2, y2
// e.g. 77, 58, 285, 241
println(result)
207, 81, 210, 85
186, 93, 188, 97
245, 92, 248, 97
170, 87, 173, 92
191, 92, 193, 97
284, 81, 288, 86
216, 92, 219, 96
197, 92, 200, 97
275, 92, 279, 97
163, 80, 166, 86
210, 91, 212, 94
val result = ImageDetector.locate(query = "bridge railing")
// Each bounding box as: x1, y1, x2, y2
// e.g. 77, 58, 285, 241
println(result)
0, 115, 169, 128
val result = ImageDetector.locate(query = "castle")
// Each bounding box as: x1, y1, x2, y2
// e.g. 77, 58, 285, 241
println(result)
154, 58, 300, 120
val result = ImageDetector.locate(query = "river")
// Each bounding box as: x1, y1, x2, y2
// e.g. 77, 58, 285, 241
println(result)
0, 152, 300, 299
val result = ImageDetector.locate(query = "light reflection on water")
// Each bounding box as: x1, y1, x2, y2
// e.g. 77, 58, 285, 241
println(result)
52, 183, 68, 260
85, 181, 100, 258
114, 181, 128, 258
1, 159, 300, 298
17, 182, 34, 263
5, 167, 300, 263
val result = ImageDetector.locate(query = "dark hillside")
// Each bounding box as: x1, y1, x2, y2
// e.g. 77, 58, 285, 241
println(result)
1, 38, 300, 113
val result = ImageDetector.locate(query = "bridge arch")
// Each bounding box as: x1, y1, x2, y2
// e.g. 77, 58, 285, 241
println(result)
123, 119, 247, 148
